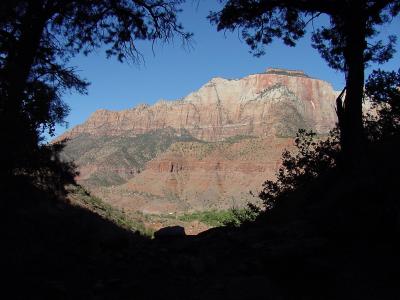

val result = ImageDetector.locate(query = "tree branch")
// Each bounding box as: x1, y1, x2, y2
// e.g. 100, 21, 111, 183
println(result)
258, 0, 342, 15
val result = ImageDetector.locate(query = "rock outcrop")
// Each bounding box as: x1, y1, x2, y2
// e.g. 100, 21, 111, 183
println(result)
59, 68, 338, 142
95, 136, 294, 214
59, 68, 339, 214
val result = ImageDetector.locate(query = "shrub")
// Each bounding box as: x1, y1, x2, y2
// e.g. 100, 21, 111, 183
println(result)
364, 68, 400, 141
258, 69, 400, 211
70, 185, 154, 237
177, 206, 260, 227
258, 129, 340, 209
222, 204, 260, 227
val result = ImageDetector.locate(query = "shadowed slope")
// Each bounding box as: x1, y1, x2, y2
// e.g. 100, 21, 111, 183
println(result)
61, 128, 197, 187
3, 136, 400, 299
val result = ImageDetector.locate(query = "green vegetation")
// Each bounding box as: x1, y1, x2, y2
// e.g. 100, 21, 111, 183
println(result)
62, 128, 198, 187
211, 0, 399, 158
265, 69, 309, 78
258, 68, 400, 214
274, 105, 311, 138
176, 207, 259, 227
222, 205, 260, 227
177, 210, 232, 226
223, 135, 256, 144
70, 185, 154, 237
84, 171, 126, 187
63, 128, 197, 170
169, 140, 216, 160
259, 129, 340, 209
1, 0, 190, 190
170, 135, 270, 161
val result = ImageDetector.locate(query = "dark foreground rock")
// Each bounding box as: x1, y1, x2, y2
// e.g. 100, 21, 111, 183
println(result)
2, 139, 400, 300
154, 226, 186, 238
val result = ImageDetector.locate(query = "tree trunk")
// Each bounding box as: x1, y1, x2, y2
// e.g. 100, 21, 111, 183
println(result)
340, 6, 366, 163
3, 3, 46, 114
0, 2, 47, 177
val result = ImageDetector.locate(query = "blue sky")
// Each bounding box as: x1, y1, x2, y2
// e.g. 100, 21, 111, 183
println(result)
53, 1, 400, 139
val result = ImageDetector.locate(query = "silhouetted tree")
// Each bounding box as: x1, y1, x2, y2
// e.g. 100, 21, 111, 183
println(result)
259, 67, 400, 209
364, 68, 400, 140
259, 129, 340, 209
0, 0, 190, 185
209, 0, 399, 160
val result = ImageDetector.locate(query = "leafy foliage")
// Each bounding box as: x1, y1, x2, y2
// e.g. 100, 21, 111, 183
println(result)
178, 209, 239, 226
210, 0, 400, 157
71, 185, 154, 237
364, 68, 400, 140
259, 129, 340, 209
222, 204, 260, 227
210, 1, 398, 71
258, 68, 400, 211
0, 0, 190, 185
177, 206, 259, 227
9, 140, 78, 197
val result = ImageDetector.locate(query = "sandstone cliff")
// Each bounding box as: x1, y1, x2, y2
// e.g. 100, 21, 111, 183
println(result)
94, 136, 294, 214
59, 68, 339, 214
59, 68, 338, 142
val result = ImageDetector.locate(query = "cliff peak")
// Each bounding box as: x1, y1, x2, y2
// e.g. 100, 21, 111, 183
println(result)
58, 69, 340, 214
57, 69, 337, 142
265, 67, 309, 78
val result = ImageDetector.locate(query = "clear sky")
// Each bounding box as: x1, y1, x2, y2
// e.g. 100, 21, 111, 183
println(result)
53, 1, 400, 139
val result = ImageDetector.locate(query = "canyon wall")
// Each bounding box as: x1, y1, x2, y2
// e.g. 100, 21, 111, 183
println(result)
59, 68, 339, 214
59, 69, 338, 142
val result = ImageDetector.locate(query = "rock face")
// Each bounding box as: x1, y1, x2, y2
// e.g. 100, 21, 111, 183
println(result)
60, 68, 338, 142
60, 128, 197, 187
95, 136, 294, 214
59, 68, 339, 214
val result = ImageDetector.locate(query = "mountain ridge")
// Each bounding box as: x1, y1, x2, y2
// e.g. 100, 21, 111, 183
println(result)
58, 68, 339, 216
58, 68, 339, 142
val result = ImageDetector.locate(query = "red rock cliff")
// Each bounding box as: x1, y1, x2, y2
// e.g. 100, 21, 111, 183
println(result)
59, 69, 338, 141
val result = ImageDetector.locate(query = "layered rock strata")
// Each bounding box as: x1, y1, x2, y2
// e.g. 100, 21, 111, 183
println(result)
59, 68, 339, 214
59, 68, 338, 142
